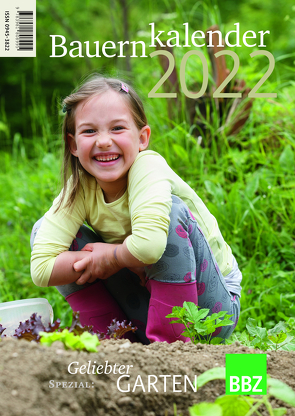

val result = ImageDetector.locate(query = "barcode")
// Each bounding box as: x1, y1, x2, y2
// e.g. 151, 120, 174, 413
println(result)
1, 0, 36, 57
16, 11, 33, 51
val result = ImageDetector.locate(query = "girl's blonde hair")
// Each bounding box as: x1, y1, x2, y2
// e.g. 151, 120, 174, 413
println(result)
56, 74, 148, 212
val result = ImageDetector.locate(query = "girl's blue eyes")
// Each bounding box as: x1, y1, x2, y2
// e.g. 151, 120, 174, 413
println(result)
82, 126, 125, 134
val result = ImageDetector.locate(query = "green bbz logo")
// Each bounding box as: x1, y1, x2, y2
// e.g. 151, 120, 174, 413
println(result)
226, 354, 267, 395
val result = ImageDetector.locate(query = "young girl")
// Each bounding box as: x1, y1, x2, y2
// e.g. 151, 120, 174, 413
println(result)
30, 75, 242, 344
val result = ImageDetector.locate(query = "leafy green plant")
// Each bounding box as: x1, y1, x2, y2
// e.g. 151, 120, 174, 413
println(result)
189, 367, 295, 416
166, 301, 234, 344
40, 329, 100, 352
227, 318, 295, 351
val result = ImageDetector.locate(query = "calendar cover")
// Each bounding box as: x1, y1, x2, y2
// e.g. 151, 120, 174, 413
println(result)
0, 0, 295, 415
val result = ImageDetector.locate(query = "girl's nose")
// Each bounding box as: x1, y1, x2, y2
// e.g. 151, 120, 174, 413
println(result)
96, 134, 112, 148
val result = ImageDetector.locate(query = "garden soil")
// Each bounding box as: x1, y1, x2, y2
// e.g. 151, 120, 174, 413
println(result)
0, 337, 294, 416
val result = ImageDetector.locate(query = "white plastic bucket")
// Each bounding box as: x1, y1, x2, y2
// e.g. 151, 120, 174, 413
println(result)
0, 298, 54, 336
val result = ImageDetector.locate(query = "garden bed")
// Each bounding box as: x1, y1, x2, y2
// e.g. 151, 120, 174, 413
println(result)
0, 337, 294, 416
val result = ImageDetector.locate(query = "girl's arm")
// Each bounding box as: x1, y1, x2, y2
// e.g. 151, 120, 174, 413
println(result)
32, 226, 90, 287
49, 241, 145, 287
115, 240, 146, 268
125, 152, 173, 265
72, 240, 147, 286
47, 250, 93, 286
31, 178, 89, 287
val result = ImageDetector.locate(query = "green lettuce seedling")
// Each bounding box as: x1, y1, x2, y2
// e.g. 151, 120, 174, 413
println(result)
40, 329, 100, 352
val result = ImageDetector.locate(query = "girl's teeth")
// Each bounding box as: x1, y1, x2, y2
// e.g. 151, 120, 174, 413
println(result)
95, 155, 119, 161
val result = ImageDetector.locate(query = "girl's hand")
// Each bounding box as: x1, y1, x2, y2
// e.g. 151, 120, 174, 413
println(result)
73, 243, 121, 285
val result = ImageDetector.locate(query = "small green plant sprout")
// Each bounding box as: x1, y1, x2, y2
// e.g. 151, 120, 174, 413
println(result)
189, 367, 295, 416
227, 318, 295, 351
166, 301, 234, 345
40, 329, 100, 352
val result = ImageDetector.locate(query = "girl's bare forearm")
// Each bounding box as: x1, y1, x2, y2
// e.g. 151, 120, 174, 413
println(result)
48, 251, 91, 286
48, 241, 147, 287
115, 241, 147, 269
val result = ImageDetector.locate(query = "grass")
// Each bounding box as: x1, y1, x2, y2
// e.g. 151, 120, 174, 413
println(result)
0, 131, 73, 326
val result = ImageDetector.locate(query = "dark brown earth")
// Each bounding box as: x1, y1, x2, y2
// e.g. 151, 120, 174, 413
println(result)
0, 337, 294, 416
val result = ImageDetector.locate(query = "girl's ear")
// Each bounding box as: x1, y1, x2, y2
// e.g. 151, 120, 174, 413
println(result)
139, 125, 151, 151
67, 133, 78, 157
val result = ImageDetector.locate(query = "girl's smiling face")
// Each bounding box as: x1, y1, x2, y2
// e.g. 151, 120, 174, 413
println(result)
68, 89, 150, 202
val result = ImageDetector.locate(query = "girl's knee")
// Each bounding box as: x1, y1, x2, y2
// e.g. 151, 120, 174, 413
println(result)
169, 196, 194, 227
168, 196, 197, 246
